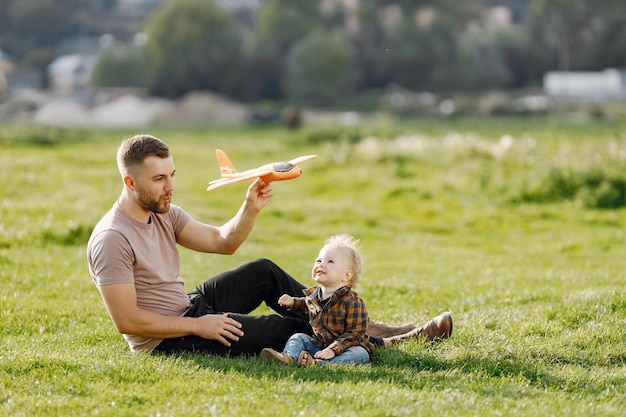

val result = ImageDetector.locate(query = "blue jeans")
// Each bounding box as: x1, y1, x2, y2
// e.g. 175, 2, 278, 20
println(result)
283, 333, 371, 365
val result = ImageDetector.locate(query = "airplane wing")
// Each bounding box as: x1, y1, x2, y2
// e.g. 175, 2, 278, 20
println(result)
207, 168, 273, 191
209, 167, 273, 183
289, 155, 317, 165
207, 178, 250, 191
217, 165, 273, 180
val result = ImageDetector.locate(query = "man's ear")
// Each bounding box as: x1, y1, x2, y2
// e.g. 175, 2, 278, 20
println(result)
123, 175, 136, 191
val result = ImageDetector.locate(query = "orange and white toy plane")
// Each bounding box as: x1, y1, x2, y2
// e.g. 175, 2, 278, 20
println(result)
207, 149, 317, 191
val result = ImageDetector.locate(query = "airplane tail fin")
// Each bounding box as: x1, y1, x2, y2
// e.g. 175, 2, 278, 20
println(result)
216, 149, 236, 177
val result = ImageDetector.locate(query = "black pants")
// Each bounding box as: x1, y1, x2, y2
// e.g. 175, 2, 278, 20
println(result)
154, 258, 311, 355
154, 258, 383, 356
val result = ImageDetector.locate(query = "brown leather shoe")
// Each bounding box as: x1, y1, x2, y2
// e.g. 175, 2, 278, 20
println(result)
260, 348, 294, 365
416, 312, 453, 340
383, 312, 453, 346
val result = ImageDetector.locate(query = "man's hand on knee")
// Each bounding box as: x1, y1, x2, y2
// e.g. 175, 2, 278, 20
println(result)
194, 313, 244, 346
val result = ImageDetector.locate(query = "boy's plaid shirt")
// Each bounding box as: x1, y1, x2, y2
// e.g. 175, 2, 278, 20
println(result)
290, 286, 375, 357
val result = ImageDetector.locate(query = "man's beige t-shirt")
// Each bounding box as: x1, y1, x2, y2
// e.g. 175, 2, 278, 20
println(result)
87, 202, 192, 352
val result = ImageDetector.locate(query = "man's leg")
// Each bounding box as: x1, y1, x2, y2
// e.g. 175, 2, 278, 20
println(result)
166, 258, 451, 354
189, 257, 427, 338
154, 283, 311, 355
189, 258, 307, 319
154, 313, 310, 356
382, 312, 453, 346
367, 321, 417, 338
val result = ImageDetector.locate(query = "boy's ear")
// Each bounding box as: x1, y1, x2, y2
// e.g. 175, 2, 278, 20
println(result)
344, 270, 354, 282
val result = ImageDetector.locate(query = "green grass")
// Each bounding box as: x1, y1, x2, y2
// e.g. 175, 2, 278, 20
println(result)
1, 118, 625, 416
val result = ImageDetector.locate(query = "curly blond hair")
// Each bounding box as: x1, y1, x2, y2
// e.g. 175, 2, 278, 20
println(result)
323, 234, 364, 288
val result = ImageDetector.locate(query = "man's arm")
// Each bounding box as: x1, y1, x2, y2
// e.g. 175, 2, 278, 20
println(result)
97, 282, 243, 345
177, 178, 273, 254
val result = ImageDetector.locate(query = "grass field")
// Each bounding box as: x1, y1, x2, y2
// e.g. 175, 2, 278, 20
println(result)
1, 118, 625, 416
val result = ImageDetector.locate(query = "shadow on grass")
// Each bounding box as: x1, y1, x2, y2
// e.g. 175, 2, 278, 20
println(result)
155, 342, 578, 394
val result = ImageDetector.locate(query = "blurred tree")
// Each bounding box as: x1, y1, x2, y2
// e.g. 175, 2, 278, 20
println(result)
255, 0, 321, 52
351, 1, 393, 90
495, 26, 536, 89
90, 45, 152, 88
385, 13, 458, 91
487, 0, 532, 23
447, 31, 512, 91
0, 0, 117, 62
232, 49, 283, 101
143, 0, 244, 97
3, 0, 623, 101
286, 30, 357, 107
251, 0, 322, 100
0, 0, 83, 65
526, 0, 626, 73
594, 13, 626, 69
351, 1, 471, 93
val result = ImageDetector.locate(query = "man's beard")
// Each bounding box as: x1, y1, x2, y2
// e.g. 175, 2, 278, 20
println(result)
137, 188, 170, 214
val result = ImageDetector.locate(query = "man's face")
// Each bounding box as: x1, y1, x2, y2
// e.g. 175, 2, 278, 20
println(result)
132, 155, 175, 214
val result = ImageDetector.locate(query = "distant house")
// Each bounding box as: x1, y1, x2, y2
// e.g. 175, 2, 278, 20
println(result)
112, 0, 168, 16
543, 69, 626, 101
0, 50, 13, 72
47, 54, 97, 92
0, 71, 6, 95
0, 49, 14, 94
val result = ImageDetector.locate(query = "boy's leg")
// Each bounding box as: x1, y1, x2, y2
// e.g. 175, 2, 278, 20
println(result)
282, 332, 313, 361
328, 346, 370, 365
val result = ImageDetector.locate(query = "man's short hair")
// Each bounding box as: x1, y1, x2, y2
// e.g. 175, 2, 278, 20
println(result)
117, 134, 170, 176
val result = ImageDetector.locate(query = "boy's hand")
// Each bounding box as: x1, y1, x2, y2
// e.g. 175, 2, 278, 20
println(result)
278, 294, 294, 307
315, 347, 336, 360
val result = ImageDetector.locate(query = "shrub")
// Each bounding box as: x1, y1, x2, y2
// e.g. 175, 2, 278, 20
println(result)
143, 0, 244, 97
516, 167, 626, 209
286, 30, 358, 107
90, 45, 153, 88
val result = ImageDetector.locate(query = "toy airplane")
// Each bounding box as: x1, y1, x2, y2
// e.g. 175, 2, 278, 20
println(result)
207, 149, 317, 191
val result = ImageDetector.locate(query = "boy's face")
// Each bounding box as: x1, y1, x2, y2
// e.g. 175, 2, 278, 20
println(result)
311, 246, 353, 289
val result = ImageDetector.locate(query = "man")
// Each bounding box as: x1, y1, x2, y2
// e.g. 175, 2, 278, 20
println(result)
87, 134, 452, 355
